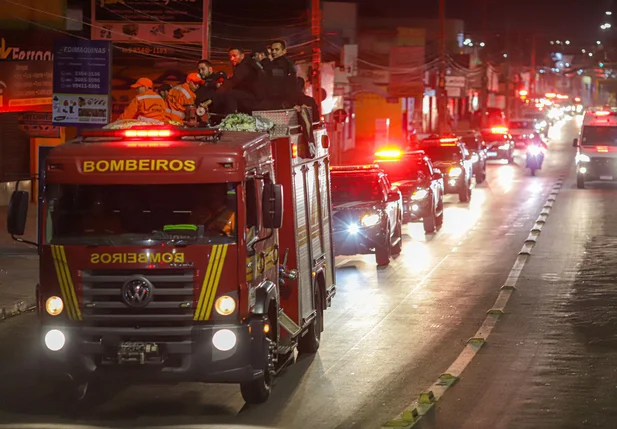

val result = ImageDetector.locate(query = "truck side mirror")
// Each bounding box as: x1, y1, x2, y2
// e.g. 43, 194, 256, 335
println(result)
432, 169, 443, 180
386, 190, 400, 203
262, 183, 283, 229
573, 138, 579, 147
7, 190, 29, 236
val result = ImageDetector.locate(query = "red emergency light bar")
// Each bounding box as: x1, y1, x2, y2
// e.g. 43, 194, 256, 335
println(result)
375, 148, 403, 159
81, 127, 222, 139
491, 126, 509, 134
594, 111, 611, 116
330, 164, 380, 171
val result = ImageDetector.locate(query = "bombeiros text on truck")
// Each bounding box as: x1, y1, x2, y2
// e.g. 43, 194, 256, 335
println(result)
6, 111, 336, 404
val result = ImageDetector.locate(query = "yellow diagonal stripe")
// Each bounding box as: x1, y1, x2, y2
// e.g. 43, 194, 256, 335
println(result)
198, 244, 225, 321
194, 245, 219, 321
204, 244, 228, 321
59, 246, 81, 320
51, 245, 76, 320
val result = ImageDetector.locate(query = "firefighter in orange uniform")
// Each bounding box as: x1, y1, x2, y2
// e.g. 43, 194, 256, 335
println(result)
118, 78, 170, 123
167, 73, 205, 123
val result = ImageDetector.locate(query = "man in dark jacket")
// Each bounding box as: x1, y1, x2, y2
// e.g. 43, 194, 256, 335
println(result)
296, 77, 320, 123
194, 59, 227, 107
262, 39, 298, 109
213, 47, 266, 114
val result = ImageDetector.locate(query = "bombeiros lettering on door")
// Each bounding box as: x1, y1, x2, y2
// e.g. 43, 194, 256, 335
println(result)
81, 159, 196, 173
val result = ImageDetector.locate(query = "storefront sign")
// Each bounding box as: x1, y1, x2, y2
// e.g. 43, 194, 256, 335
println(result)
18, 112, 60, 138
91, 0, 204, 43
0, 62, 53, 112
52, 40, 112, 126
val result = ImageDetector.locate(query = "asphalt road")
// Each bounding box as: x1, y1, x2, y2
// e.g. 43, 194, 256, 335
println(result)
0, 119, 577, 429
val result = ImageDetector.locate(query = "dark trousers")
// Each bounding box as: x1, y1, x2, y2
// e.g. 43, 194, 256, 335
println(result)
211, 90, 256, 115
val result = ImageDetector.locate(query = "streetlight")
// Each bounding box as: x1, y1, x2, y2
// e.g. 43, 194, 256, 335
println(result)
550, 41, 555, 45
480, 42, 485, 47
582, 48, 586, 53
589, 52, 594, 57
597, 40, 602, 45
565, 40, 571, 45
601, 23, 612, 29
503, 53, 508, 58
607, 11, 613, 16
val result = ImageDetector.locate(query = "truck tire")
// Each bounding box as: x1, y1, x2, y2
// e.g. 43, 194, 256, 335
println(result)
241, 317, 275, 404
459, 183, 470, 203
577, 174, 585, 189
375, 228, 391, 266
391, 217, 403, 255
423, 203, 436, 234
298, 287, 323, 354
435, 198, 444, 229
476, 169, 486, 184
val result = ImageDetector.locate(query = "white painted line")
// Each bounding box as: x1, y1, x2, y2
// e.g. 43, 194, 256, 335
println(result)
381, 179, 562, 429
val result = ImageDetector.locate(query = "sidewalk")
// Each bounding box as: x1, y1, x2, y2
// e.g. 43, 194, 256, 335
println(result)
0, 204, 38, 320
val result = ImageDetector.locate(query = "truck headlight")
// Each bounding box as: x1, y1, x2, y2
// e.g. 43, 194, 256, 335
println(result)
411, 189, 428, 200
449, 167, 462, 177
576, 154, 590, 163
45, 296, 64, 316
215, 296, 236, 316
361, 214, 380, 227
471, 153, 479, 162
44, 329, 66, 352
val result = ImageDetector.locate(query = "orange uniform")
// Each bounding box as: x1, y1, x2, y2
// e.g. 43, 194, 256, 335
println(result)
167, 83, 196, 123
118, 89, 170, 123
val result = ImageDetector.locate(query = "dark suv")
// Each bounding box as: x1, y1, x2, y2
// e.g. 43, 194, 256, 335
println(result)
375, 150, 445, 233
457, 130, 487, 183
330, 166, 403, 266
416, 137, 474, 203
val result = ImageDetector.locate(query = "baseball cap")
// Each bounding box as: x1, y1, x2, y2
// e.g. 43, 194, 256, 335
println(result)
130, 77, 153, 89
186, 73, 205, 85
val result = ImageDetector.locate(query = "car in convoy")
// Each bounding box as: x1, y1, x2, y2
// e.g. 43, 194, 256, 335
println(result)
508, 118, 539, 149
480, 127, 515, 163
416, 136, 474, 202
522, 111, 549, 135
574, 107, 617, 189
330, 165, 403, 266
374, 149, 444, 233
456, 130, 488, 183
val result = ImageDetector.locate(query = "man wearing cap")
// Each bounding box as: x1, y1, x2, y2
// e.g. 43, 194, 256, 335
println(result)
118, 78, 170, 123
167, 73, 204, 123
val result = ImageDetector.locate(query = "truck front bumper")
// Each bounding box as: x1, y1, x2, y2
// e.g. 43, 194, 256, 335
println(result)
333, 225, 385, 256
39, 320, 269, 384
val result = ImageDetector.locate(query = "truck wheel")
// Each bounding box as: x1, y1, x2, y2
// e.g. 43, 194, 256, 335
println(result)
241, 317, 275, 404
375, 228, 391, 266
476, 170, 486, 184
459, 183, 470, 203
298, 287, 323, 354
435, 198, 444, 229
423, 204, 436, 234
577, 174, 585, 189
508, 152, 515, 164
391, 218, 403, 255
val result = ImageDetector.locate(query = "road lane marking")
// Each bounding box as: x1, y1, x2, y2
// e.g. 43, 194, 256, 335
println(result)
382, 178, 564, 428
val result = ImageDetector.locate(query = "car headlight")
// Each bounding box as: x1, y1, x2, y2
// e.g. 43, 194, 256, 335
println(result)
348, 223, 359, 234
411, 189, 428, 200
215, 296, 236, 316
576, 154, 590, 163
45, 296, 64, 316
528, 146, 541, 155
498, 144, 510, 150
361, 214, 380, 227
449, 167, 463, 177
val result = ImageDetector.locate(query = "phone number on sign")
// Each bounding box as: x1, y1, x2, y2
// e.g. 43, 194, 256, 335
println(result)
120, 47, 170, 55
70, 83, 102, 90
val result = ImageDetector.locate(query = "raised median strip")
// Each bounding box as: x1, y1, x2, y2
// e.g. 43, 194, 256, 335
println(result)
381, 175, 566, 429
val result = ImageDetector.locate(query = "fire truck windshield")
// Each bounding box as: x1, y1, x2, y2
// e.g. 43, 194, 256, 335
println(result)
44, 183, 238, 245
582, 126, 617, 146
331, 174, 382, 204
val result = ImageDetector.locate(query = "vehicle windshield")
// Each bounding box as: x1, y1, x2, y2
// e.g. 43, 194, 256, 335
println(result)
581, 126, 617, 146
379, 157, 431, 182
331, 174, 382, 204
44, 183, 238, 246
510, 121, 534, 129
421, 146, 461, 162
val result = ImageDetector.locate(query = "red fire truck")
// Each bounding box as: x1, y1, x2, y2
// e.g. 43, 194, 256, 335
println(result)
6, 120, 336, 404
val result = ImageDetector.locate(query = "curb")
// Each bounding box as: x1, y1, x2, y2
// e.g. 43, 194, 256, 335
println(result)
0, 299, 36, 323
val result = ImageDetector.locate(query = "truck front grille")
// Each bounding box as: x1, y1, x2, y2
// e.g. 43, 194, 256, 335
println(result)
590, 157, 617, 176
81, 269, 195, 364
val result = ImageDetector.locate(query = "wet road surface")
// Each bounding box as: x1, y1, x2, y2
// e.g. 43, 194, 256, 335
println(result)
0, 120, 577, 428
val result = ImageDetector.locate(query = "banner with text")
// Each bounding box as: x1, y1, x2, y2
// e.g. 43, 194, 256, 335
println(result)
52, 40, 112, 126
91, 0, 204, 43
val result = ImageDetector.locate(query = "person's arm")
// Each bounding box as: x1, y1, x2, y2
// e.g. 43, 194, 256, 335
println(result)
219, 64, 250, 93
117, 97, 140, 120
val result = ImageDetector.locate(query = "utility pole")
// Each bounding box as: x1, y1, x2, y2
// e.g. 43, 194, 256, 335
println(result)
201, 0, 212, 59
437, 0, 449, 133
504, 16, 511, 120
311, 0, 322, 114
480, 0, 488, 128
530, 33, 536, 98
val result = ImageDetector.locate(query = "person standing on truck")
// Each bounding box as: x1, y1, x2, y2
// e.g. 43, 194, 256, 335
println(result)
167, 73, 205, 123
262, 39, 298, 109
195, 59, 228, 108
295, 77, 320, 123
117, 78, 170, 123
212, 47, 266, 115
